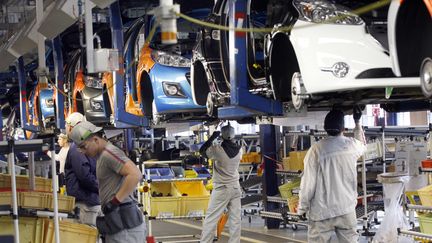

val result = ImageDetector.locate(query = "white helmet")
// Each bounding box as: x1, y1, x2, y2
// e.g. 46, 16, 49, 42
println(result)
221, 125, 235, 140
65, 112, 85, 127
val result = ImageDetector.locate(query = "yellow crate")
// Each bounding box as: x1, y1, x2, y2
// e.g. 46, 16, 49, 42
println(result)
147, 182, 181, 217
0, 216, 45, 243
44, 219, 98, 243
47, 194, 75, 212
20, 192, 48, 210
418, 185, 432, 206
0, 191, 14, 206
286, 151, 307, 171
287, 196, 299, 213
0, 174, 52, 192
418, 213, 432, 234
278, 179, 301, 200
184, 170, 198, 178
175, 181, 210, 217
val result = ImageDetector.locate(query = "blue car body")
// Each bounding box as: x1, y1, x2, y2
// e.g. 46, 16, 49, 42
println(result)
147, 9, 210, 115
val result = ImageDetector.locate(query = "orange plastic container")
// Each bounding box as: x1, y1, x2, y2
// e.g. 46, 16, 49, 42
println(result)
422, 159, 432, 168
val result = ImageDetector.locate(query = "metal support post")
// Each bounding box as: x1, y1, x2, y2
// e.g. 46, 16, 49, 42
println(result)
28, 152, 35, 190
0, 108, 2, 141
17, 57, 39, 132
382, 126, 386, 173
109, 2, 149, 128
52, 37, 65, 129
218, 0, 283, 119
7, 140, 19, 243
260, 124, 280, 229
49, 137, 60, 243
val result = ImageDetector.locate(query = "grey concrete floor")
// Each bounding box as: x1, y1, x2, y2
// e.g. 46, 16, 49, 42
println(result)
148, 213, 387, 243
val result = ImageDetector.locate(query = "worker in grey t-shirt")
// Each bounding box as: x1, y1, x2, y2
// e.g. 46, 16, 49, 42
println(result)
199, 124, 243, 243
70, 121, 146, 243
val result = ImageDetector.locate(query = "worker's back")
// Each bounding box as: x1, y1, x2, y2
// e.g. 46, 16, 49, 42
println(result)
206, 143, 242, 186
305, 135, 364, 221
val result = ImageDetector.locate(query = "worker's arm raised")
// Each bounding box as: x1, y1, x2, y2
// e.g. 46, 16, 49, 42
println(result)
199, 131, 221, 158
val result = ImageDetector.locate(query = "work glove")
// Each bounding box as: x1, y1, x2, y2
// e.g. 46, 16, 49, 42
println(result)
103, 196, 121, 214
353, 106, 362, 122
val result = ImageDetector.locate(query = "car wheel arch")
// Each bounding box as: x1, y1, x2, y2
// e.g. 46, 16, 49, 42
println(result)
139, 71, 154, 117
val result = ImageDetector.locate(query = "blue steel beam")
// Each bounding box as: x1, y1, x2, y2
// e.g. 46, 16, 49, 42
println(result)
17, 57, 39, 132
218, 0, 283, 119
52, 37, 65, 129
109, 2, 149, 128
260, 124, 281, 229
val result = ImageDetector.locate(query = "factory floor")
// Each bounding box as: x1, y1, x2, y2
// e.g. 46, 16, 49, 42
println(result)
149, 214, 384, 242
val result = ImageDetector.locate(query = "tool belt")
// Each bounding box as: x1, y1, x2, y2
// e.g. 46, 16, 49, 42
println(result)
96, 202, 143, 235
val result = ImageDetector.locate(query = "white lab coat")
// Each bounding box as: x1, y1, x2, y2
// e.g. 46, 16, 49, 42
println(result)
298, 134, 366, 221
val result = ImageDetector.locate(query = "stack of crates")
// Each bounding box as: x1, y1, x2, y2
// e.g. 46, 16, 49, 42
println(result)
175, 181, 210, 217
278, 179, 301, 213
0, 174, 52, 192
0, 191, 75, 212
147, 182, 181, 217
417, 185, 432, 234
283, 151, 307, 171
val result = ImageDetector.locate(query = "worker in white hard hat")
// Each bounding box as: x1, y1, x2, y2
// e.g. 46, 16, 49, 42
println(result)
64, 112, 101, 226
70, 121, 145, 243
298, 108, 366, 242
200, 123, 243, 243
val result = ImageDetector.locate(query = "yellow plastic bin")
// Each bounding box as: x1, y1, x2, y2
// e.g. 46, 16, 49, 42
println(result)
20, 192, 48, 210
44, 219, 98, 243
278, 179, 301, 200
418, 185, 432, 206
175, 181, 210, 217
47, 194, 76, 212
147, 182, 181, 217
418, 213, 432, 234
0, 175, 52, 192
0, 191, 13, 206
184, 170, 198, 178
0, 216, 45, 243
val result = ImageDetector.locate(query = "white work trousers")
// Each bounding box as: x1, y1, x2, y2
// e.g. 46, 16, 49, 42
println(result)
308, 212, 358, 243
200, 184, 242, 243
76, 202, 101, 226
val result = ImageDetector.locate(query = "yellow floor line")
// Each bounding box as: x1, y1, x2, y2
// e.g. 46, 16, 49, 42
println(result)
165, 220, 265, 243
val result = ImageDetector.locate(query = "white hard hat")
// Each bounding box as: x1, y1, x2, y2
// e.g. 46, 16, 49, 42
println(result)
70, 121, 103, 146
221, 125, 235, 140
65, 112, 85, 127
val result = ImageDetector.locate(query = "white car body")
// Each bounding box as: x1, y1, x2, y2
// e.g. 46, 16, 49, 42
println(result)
289, 19, 420, 95
387, 0, 402, 76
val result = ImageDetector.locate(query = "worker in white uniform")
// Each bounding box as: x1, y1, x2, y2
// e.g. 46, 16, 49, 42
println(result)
200, 124, 243, 243
298, 108, 366, 243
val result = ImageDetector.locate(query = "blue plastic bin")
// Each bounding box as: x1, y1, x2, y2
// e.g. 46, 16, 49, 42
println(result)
146, 168, 175, 180
192, 167, 211, 178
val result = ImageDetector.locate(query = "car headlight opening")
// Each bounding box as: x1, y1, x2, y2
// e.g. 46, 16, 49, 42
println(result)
151, 50, 191, 68
85, 76, 103, 89
293, 0, 363, 25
